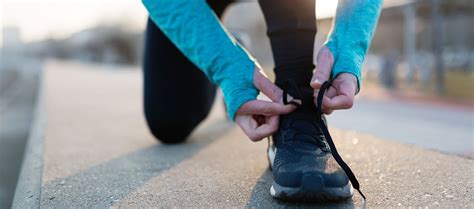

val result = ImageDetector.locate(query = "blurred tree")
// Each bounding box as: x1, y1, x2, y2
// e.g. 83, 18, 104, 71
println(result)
404, 3, 416, 82
432, 0, 445, 94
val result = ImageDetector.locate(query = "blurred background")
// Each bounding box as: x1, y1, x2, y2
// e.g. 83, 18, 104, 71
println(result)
1, 0, 473, 208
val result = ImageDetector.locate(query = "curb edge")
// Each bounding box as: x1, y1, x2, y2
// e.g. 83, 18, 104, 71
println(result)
12, 69, 45, 209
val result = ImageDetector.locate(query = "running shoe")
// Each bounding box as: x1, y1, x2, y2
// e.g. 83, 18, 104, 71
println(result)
268, 80, 364, 201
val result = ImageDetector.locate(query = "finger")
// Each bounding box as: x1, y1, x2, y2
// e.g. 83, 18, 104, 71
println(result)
323, 108, 334, 115
235, 115, 279, 141
249, 115, 279, 141
253, 69, 284, 103
321, 96, 333, 112
310, 47, 334, 90
313, 94, 335, 115
316, 86, 338, 113
235, 115, 258, 140
313, 85, 337, 106
325, 95, 354, 110
325, 86, 338, 98
324, 84, 355, 110
253, 69, 301, 106
239, 100, 296, 116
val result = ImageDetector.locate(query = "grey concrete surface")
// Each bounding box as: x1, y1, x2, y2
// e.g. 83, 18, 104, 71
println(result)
32, 61, 474, 208
328, 97, 474, 157
0, 68, 40, 209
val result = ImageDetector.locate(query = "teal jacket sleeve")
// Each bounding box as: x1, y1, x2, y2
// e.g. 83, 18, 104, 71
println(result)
142, 0, 258, 120
325, 0, 383, 91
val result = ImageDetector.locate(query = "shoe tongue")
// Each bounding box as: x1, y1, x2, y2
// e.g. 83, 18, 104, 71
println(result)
298, 88, 316, 110
283, 86, 319, 120
290, 119, 319, 135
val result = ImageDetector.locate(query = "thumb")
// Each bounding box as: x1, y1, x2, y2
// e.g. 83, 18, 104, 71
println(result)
311, 46, 334, 89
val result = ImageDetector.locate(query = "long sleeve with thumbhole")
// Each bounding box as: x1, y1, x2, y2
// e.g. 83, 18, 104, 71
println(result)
325, 0, 383, 90
142, 0, 259, 120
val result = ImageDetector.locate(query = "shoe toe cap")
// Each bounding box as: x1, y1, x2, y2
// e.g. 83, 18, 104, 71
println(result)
274, 167, 349, 188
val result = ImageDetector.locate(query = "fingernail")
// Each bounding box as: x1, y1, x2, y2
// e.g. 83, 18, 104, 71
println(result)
312, 79, 321, 85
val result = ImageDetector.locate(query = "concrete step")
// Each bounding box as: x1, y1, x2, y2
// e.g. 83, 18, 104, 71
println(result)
13, 61, 474, 208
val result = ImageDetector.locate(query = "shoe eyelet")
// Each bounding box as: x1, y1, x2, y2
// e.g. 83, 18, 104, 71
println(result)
320, 141, 330, 152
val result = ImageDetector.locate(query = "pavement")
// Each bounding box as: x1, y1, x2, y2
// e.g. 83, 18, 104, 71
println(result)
12, 61, 474, 208
328, 96, 474, 157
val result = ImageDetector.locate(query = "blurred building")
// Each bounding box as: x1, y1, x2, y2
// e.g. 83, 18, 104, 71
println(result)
318, 0, 473, 73
2, 27, 24, 56
3, 0, 472, 77
2, 26, 144, 67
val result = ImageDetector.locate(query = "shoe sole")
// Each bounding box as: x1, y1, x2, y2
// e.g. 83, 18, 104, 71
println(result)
270, 178, 353, 202
268, 143, 353, 202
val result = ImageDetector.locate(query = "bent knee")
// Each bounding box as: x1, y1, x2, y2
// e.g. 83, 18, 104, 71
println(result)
144, 109, 208, 144
143, 100, 212, 143
146, 119, 198, 144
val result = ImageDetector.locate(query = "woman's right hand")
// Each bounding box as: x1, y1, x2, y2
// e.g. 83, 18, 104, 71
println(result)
234, 68, 297, 142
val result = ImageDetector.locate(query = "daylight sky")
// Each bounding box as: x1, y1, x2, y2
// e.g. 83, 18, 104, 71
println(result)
1, 0, 339, 45
2, 0, 148, 43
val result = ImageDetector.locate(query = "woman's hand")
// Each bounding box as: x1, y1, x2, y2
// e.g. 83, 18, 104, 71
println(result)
235, 68, 297, 142
310, 46, 358, 114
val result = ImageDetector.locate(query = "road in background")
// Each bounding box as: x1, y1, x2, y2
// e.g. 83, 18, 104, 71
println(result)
328, 97, 474, 157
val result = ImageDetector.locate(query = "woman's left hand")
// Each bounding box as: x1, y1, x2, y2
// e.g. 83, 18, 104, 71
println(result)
310, 46, 358, 115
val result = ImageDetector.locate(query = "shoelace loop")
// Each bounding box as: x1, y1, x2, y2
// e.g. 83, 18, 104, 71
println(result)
316, 81, 366, 200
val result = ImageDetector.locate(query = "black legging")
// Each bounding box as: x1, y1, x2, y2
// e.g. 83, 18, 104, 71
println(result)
143, 0, 316, 143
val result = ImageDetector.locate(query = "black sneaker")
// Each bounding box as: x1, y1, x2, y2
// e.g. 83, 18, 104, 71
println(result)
267, 80, 364, 202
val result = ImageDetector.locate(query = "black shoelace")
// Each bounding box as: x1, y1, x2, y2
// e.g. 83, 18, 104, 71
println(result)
316, 81, 366, 200
282, 80, 366, 200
